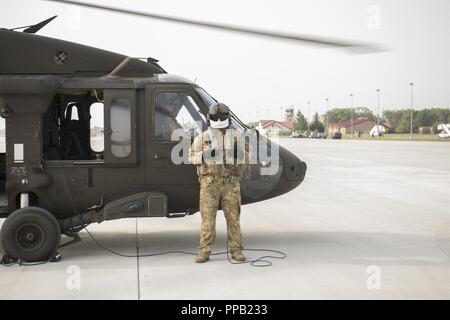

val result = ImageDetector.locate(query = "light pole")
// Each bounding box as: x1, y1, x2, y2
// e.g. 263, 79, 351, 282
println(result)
280, 106, 283, 122
291, 105, 294, 123
307, 101, 311, 124
350, 93, 354, 139
267, 108, 270, 120
410, 82, 414, 140
376, 89, 380, 137
325, 98, 329, 137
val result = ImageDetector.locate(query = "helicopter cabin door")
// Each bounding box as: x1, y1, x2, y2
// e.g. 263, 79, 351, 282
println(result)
145, 84, 207, 185
103, 89, 145, 199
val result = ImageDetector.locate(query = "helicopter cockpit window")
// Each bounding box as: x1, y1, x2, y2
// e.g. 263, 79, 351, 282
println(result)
154, 92, 207, 142
229, 111, 247, 133
195, 87, 247, 133
195, 88, 216, 108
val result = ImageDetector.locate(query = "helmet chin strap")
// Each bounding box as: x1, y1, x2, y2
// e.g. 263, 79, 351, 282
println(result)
209, 118, 230, 129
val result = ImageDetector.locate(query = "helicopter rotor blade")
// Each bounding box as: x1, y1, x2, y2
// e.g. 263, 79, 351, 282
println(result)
44, 0, 386, 53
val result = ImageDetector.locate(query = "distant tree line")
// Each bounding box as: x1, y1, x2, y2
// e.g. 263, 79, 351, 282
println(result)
292, 107, 450, 134
294, 108, 370, 133
249, 107, 450, 134
326, 107, 377, 123
383, 108, 450, 133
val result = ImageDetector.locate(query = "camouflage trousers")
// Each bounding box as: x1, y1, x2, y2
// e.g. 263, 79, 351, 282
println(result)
198, 175, 242, 255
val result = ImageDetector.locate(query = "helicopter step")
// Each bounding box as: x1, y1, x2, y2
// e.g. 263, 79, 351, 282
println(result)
101, 191, 168, 220
59, 191, 169, 230
167, 208, 196, 218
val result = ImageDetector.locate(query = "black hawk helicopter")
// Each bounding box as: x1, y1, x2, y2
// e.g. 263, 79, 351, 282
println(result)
0, 0, 381, 262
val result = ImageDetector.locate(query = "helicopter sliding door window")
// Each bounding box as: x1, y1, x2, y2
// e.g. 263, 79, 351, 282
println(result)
111, 99, 131, 158
153, 92, 207, 142
104, 89, 137, 166
90, 102, 104, 155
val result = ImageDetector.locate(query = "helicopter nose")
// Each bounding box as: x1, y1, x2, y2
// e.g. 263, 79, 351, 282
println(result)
269, 145, 307, 198
241, 143, 307, 203
280, 145, 307, 183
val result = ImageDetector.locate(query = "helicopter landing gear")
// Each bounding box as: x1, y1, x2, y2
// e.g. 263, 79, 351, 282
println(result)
1, 207, 61, 263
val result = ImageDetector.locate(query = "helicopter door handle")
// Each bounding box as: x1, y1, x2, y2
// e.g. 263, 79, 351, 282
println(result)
154, 153, 168, 160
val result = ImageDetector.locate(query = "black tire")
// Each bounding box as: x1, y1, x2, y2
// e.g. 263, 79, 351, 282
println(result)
1, 207, 61, 262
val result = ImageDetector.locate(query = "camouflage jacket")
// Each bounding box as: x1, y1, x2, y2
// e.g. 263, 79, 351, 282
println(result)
189, 127, 251, 182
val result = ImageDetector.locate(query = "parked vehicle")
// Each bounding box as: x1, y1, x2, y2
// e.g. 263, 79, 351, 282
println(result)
291, 131, 304, 138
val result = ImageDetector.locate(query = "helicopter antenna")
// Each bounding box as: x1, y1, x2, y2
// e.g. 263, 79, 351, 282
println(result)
10, 15, 57, 33
44, 0, 386, 54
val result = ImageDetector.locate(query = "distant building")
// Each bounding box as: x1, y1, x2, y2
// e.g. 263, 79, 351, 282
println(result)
258, 120, 294, 137
328, 117, 390, 135
284, 108, 295, 123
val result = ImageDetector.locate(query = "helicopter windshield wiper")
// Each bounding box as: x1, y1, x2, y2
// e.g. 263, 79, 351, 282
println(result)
229, 110, 249, 131
44, 0, 387, 54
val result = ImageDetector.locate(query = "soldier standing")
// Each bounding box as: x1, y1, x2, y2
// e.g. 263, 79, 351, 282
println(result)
190, 102, 250, 263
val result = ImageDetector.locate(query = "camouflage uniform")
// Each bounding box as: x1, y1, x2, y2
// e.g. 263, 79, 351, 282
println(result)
190, 127, 250, 255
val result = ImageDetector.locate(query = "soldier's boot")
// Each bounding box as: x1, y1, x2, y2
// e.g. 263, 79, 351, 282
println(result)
195, 252, 210, 263
231, 251, 246, 262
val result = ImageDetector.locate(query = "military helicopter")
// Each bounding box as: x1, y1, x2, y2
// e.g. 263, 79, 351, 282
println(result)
0, 0, 381, 262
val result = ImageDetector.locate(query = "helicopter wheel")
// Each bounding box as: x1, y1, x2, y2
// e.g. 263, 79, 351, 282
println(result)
1, 207, 61, 263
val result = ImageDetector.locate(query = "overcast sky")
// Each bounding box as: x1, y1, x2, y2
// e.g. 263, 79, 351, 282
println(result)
1, 0, 449, 123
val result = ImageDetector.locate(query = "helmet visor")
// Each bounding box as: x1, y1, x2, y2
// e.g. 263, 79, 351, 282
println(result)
209, 113, 229, 121
210, 118, 230, 129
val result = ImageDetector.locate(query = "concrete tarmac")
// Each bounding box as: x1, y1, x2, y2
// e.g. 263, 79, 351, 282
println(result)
1, 139, 450, 299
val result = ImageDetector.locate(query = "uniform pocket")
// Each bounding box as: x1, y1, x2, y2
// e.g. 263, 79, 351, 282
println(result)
227, 174, 241, 185
200, 175, 215, 184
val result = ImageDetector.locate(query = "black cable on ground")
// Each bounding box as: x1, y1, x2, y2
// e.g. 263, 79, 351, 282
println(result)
1, 222, 287, 267
83, 226, 287, 267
